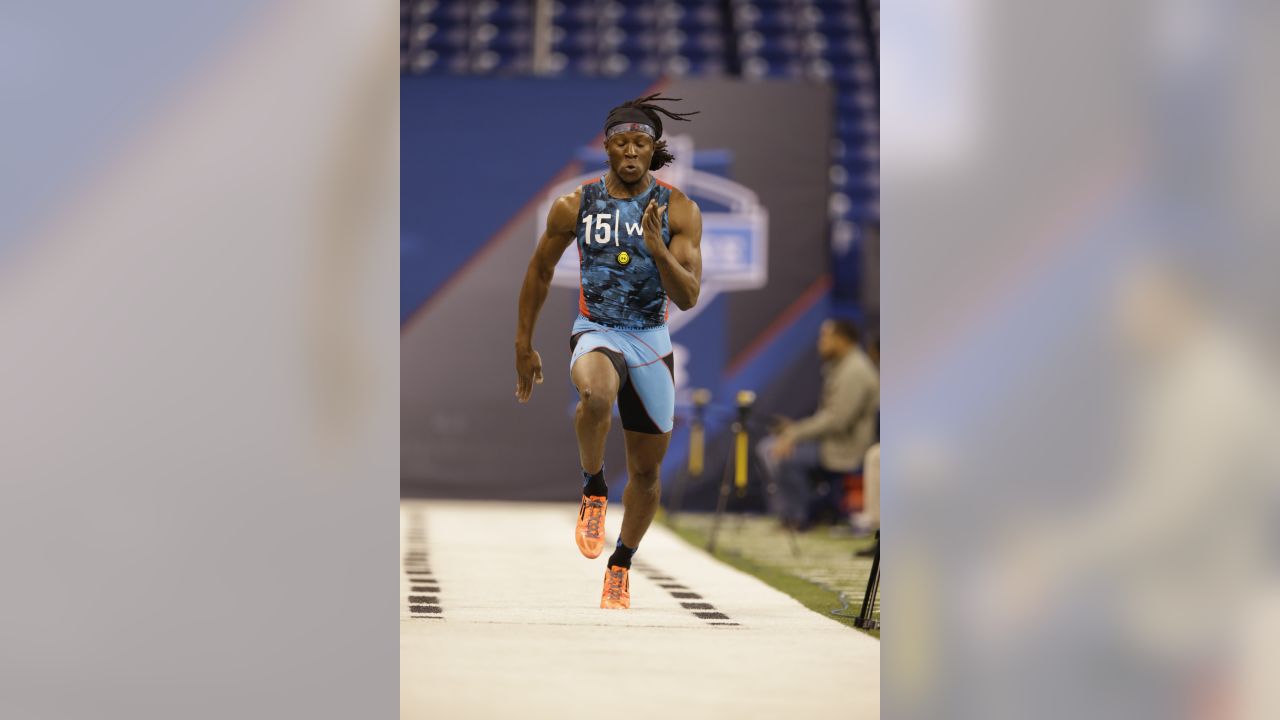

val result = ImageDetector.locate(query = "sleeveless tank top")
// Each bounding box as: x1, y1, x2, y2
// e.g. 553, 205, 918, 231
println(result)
573, 175, 674, 329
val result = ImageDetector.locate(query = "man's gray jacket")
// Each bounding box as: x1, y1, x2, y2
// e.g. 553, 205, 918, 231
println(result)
782, 348, 879, 472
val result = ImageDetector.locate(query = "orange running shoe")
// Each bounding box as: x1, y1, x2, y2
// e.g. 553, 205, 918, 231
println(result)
575, 495, 607, 559
600, 565, 630, 609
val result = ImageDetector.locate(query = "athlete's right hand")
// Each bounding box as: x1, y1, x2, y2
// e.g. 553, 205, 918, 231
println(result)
515, 346, 544, 403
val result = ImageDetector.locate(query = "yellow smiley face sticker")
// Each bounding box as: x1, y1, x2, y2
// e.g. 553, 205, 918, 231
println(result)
617, 251, 630, 266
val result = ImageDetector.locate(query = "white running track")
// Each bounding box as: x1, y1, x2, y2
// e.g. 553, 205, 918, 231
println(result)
400, 500, 880, 719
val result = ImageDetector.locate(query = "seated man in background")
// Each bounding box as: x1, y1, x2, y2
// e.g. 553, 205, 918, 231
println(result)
759, 318, 880, 530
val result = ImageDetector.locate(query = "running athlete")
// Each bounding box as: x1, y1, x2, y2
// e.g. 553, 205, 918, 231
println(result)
514, 95, 702, 609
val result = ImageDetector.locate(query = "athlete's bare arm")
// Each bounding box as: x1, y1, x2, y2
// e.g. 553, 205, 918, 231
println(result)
515, 189, 579, 403
642, 189, 702, 311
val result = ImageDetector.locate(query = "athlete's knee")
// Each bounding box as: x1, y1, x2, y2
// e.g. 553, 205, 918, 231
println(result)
629, 467, 661, 493
577, 387, 613, 419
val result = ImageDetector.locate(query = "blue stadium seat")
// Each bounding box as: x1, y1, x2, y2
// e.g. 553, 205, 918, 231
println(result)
677, 7, 722, 31
570, 55, 602, 75
843, 156, 877, 176
556, 30, 602, 51
617, 33, 658, 54
746, 11, 799, 33
837, 92, 872, 115
745, 34, 800, 58
553, 44, 593, 60
406, 2, 432, 21
562, 2, 611, 24
830, 164, 849, 189
489, 3, 531, 23
438, 1, 471, 23
488, 31, 532, 53
818, 11, 860, 32
655, 30, 687, 53
831, 61, 870, 85
427, 28, 469, 51
687, 57, 726, 76
442, 50, 474, 73
828, 191, 854, 220
750, 45, 804, 66
554, 14, 596, 32
765, 60, 805, 78
615, 16, 649, 32
677, 44, 719, 61
843, 186, 878, 207
487, 16, 533, 30
689, 31, 724, 52
426, 12, 465, 31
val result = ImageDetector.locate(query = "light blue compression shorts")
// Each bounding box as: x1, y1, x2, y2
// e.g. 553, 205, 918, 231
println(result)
568, 314, 675, 434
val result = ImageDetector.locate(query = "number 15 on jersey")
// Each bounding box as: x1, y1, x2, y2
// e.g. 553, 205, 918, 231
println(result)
582, 213, 620, 247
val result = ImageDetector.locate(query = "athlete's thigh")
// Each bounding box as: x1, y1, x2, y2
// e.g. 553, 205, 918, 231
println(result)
570, 351, 620, 396
570, 333, 624, 398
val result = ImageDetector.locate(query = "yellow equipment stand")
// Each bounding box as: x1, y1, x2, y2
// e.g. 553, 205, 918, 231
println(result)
667, 389, 710, 526
707, 390, 755, 553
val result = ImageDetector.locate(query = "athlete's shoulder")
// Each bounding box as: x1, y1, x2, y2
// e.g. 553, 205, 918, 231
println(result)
547, 187, 583, 232
558, 184, 586, 205
662, 183, 701, 236
555, 179, 599, 209
654, 177, 681, 196
657, 183, 698, 213
656, 181, 695, 207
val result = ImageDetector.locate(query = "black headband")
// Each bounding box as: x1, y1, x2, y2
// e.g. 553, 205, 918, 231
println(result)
605, 106, 659, 139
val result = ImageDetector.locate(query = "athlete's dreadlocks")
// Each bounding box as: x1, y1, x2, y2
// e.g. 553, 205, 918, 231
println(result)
603, 93, 700, 171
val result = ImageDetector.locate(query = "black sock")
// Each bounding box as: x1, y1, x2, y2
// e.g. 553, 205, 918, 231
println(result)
607, 540, 637, 569
582, 466, 607, 497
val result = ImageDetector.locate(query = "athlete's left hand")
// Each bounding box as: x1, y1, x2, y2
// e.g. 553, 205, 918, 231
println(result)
642, 198, 666, 255
514, 346, 544, 403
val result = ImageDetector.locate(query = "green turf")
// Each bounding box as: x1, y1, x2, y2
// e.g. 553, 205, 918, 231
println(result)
660, 511, 879, 638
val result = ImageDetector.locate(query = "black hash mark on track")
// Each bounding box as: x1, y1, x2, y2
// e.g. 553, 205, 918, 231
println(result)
404, 511, 443, 619
632, 564, 739, 627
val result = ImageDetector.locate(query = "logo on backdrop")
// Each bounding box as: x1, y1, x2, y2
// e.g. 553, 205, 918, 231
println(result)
537, 135, 768, 332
